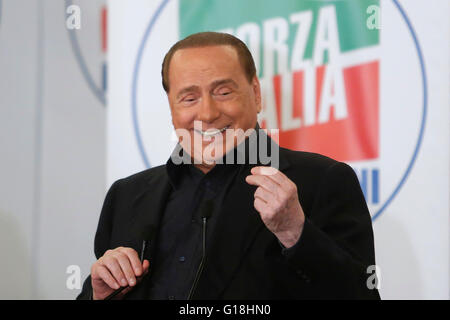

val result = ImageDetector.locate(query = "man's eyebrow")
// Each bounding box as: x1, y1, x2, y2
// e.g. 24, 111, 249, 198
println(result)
210, 78, 238, 90
176, 85, 199, 99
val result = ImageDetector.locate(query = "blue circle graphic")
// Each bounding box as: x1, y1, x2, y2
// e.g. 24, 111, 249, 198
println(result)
131, 0, 428, 221
369, 0, 428, 220
131, 0, 171, 168
65, 0, 106, 106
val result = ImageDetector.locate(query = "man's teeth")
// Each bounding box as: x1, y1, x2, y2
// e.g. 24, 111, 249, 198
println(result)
199, 126, 229, 136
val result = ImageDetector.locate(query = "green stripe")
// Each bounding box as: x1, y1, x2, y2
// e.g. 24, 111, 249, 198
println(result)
180, 0, 379, 76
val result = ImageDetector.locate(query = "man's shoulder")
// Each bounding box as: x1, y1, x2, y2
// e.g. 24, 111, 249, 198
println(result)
110, 164, 168, 193
279, 147, 358, 187
280, 147, 340, 172
123, 164, 167, 182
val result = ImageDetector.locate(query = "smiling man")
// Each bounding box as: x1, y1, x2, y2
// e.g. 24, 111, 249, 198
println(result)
78, 32, 380, 300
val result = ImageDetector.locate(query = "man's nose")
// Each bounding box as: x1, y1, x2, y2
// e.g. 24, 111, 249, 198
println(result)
197, 95, 220, 124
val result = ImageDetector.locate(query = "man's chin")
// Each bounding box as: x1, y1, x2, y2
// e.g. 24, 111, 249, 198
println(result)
192, 147, 230, 165
183, 142, 234, 165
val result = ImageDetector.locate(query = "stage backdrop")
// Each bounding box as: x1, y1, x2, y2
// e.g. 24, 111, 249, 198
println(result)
0, 0, 107, 299
108, 0, 449, 299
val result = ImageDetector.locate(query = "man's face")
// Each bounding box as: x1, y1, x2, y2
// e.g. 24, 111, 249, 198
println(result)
167, 45, 261, 165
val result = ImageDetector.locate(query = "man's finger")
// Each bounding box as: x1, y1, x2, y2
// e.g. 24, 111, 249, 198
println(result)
246, 174, 286, 197
119, 247, 143, 277
251, 166, 278, 177
142, 259, 150, 273
254, 197, 269, 216
114, 253, 137, 286
251, 166, 290, 187
254, 186, 273, 204
246, 174, 276, 191
101, 257, 128, 287
95, 265, 120, 290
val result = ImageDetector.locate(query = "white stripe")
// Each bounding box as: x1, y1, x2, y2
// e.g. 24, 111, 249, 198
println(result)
290, 45, 380, 72
335, 45, 380, 68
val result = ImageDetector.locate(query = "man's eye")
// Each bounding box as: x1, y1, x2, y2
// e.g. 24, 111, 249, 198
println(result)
183, 96, 196, 102
216, 89, 232, 96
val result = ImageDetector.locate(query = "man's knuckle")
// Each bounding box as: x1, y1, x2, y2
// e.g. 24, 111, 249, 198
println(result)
123, 247, 134, 254
104, 258, 118, 270
288, 182, 297, 194
120, 247, 132, 254
272, 199, 282, 210
109, 253, 121, 261
289, 185, 297, 194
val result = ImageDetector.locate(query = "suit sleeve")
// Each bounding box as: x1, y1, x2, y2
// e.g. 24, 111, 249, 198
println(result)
76, 180, 121, 300
282, 161, 380, 299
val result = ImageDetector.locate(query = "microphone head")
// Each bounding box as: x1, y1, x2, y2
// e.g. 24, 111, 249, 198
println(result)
201, 200, 214, 219
135, 224, 156, 241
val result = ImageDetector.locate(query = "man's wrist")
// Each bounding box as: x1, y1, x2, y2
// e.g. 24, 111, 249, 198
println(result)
276, 225, 303, 249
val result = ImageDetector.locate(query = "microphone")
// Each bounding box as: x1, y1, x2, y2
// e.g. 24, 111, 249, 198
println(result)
104, 224, 156, 300
187, 200, 214, 300
136, 224, 156, 262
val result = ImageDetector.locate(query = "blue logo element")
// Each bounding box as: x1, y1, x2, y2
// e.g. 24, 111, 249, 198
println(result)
370, 0, 427, 220
65, 0, 107, 106
131, 0, 171, 169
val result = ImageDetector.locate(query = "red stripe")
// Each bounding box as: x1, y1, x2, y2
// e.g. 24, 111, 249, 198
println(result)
269, 61, 379, 162
101, 6, 107, 52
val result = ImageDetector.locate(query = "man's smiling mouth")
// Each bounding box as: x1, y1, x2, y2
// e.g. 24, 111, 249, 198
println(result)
194, 125, 230, 137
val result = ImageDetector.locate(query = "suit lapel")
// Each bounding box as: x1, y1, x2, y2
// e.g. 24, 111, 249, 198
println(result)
128, 169, 172, 262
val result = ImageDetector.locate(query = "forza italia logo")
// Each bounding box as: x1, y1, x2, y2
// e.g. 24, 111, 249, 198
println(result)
180, 0, 379, 162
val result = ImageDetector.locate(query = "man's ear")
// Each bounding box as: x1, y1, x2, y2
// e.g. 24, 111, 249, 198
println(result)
252, 76, 262, 113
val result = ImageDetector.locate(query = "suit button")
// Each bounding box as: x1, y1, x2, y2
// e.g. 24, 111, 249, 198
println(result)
179, 256, 186, 262
296, 269, 303, 276
168, 295, 175, 300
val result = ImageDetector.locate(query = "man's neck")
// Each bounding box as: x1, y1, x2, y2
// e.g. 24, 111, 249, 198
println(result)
194, 162, 215, 174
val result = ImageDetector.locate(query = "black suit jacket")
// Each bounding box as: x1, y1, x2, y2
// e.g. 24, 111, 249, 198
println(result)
78, 146, 380, 300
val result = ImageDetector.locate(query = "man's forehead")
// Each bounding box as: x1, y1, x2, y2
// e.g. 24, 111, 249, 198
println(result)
166, 44, 250, 93
171, 45, 239, 64
176, 44, 237, 53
